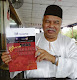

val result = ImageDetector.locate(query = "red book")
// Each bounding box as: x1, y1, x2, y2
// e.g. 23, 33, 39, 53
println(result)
6, 28, 37, 72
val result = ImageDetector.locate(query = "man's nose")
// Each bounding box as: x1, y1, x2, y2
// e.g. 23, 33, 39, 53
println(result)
49, 22, 54, 28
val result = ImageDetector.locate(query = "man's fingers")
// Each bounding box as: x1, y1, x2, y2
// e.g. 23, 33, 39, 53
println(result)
1, 55, 11, 60
2, 57, 12, 63
2, 52, 9, 56
36, 53, 45, 61
5, 59, 12, 64
35, 49, 44, 57
39, 55, 45, 62
1, 52, 12, 65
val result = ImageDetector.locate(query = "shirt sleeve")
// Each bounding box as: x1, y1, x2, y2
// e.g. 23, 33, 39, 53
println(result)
10, 71, 22, 79
56, 39, 77, 79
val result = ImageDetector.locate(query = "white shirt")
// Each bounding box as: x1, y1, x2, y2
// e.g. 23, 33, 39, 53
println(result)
10, 32, 77, 79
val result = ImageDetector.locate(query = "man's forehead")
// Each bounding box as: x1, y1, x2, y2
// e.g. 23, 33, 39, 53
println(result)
43, 15, 62, 21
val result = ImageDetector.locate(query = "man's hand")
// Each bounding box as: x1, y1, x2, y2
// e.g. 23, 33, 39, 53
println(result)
1, 52, 12, 65
35, 46, 55, 63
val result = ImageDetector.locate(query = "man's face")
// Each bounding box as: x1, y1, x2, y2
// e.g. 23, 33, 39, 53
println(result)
42, 15, 62, 39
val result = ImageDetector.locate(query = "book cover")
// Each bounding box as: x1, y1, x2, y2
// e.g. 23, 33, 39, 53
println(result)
6, 28, 37, 72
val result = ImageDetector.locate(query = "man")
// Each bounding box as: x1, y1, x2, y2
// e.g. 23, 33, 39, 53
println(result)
1, 5, 77, 79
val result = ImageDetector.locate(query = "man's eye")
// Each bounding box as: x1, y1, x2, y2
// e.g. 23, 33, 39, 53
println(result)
45, 20, 50, 23
54, 21, 59, 24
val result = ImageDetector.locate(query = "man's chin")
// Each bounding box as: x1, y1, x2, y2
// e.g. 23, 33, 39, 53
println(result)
47, 33, 55, 36
45, 34, 56, 38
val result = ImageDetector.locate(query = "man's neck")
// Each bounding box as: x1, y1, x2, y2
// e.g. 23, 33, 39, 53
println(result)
44, 35, 57, 42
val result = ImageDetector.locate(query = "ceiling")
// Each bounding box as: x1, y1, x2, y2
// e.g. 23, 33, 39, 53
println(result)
14, 0, 77, 28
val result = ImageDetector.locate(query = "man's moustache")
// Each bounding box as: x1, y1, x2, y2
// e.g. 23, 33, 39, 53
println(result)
45, 28, 56, 32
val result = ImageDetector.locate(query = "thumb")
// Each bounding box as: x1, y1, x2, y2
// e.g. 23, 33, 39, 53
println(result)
36, 46, 41, 49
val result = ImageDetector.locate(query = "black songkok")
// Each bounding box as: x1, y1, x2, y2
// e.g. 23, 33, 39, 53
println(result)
44, 5, 63, 19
